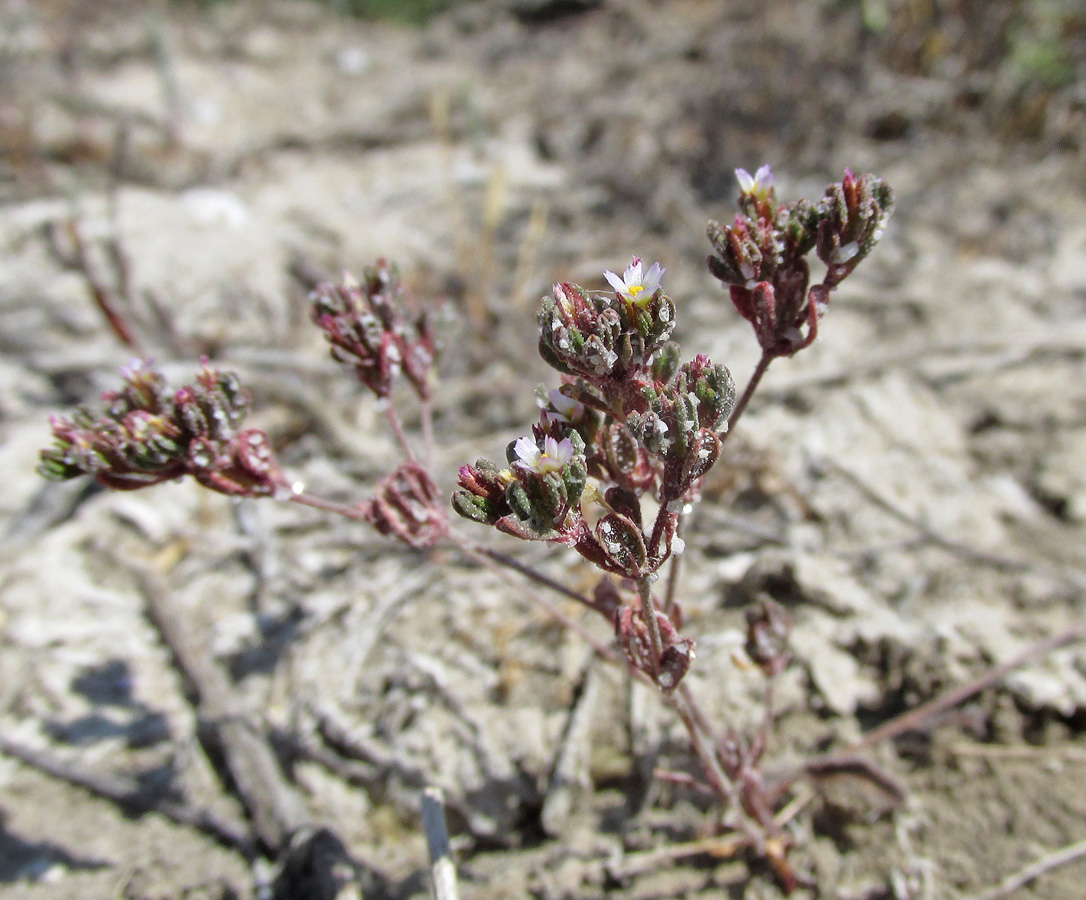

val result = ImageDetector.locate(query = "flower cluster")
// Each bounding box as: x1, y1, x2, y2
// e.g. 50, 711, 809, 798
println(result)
311, 260, 438, 399
39, 360, 288, 497
361, 462, 447, 549
708, 167, 894, 357
453, 425, 589, 544
455, 258, 740, 689
537, 264, 675, 382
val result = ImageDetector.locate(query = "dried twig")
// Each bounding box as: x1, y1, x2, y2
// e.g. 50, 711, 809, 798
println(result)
962, 837, 1086, 900
947, 741, 1086, 762
851, 622, 1086, 752
133, 564, 310, 852
771, 623, 1086, 803
608, 834, 748, 880
0, 732, 254, 856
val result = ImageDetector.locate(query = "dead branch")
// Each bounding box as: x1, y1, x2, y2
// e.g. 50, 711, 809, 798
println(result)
0, 732, 254, 856
133, 564, 309, 851
962, 836, 1086, 900
131, 564, 371, 900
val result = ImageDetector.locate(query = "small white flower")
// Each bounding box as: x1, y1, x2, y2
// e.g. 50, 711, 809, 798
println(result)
513, 435, 575, 475
735, 164, 775, 199
538, 388, 585, 424
604, 257, 665, 306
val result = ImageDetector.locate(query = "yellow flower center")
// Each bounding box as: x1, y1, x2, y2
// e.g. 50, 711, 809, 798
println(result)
537, 453, 564, 473
628, 284, 644, 296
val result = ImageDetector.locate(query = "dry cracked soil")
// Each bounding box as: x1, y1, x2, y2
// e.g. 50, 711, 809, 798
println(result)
0, 1, 1085, 898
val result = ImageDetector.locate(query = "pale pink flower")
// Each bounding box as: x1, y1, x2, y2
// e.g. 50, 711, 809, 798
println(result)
538, 388, 585, 425
735, 164, 775, 199
512, 434, 575, 474
603, 257, 665, 306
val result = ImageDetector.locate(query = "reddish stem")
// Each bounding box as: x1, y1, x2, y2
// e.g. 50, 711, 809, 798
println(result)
383, 402, 417, 465
472, 546, 606, 611
419, 393, 435, 471
665, 691, 735, 806
726, 351, 773, 437
289, 491, 367, 521
636, 576, 664, 680
66, 220, 140, 350
662, 513, 684, 618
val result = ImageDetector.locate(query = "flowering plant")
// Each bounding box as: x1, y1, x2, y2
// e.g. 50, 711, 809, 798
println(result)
39, 166, 895, 893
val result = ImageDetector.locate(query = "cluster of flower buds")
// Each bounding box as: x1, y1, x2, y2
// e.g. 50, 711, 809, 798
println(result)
39, 360, 289, 498
310, 260, 438, 400
453, 425, 588, 543
625, 354, 736, 497
538, 259, 674, 382
361, 462, 448, 549
707, 166, 894, 358
455, 260, 738, 559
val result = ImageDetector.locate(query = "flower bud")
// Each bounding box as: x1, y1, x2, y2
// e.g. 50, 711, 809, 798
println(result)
452, 460, 511, 525
311, 261, 438, 400
745, 596, 792, 677
673, 355, 736, 432
815, 171, 895, 285
362, 463, 447, 548
595, 513, 648, 578
538, 277, 676, 382
650, 341, 681, 384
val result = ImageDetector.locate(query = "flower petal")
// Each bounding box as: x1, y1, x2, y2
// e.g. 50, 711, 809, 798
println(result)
604, 270, 627, 293
513, 436, 541, 469
643, 262, 665, 294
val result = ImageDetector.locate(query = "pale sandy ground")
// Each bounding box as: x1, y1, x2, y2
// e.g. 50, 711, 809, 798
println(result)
0, 1, 1085, 898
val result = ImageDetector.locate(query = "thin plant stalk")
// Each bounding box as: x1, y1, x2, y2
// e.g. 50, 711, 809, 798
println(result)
726, 350, 772, 436
472, 545, 603, 611
289, 491, 366, 522
419, 393, 435, 470
662, 513, 685, 618
382, 402, 418, 465
636, 576, 665, 679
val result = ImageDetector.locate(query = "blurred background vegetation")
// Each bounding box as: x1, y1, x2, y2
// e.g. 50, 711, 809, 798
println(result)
185, 0, 478, 25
